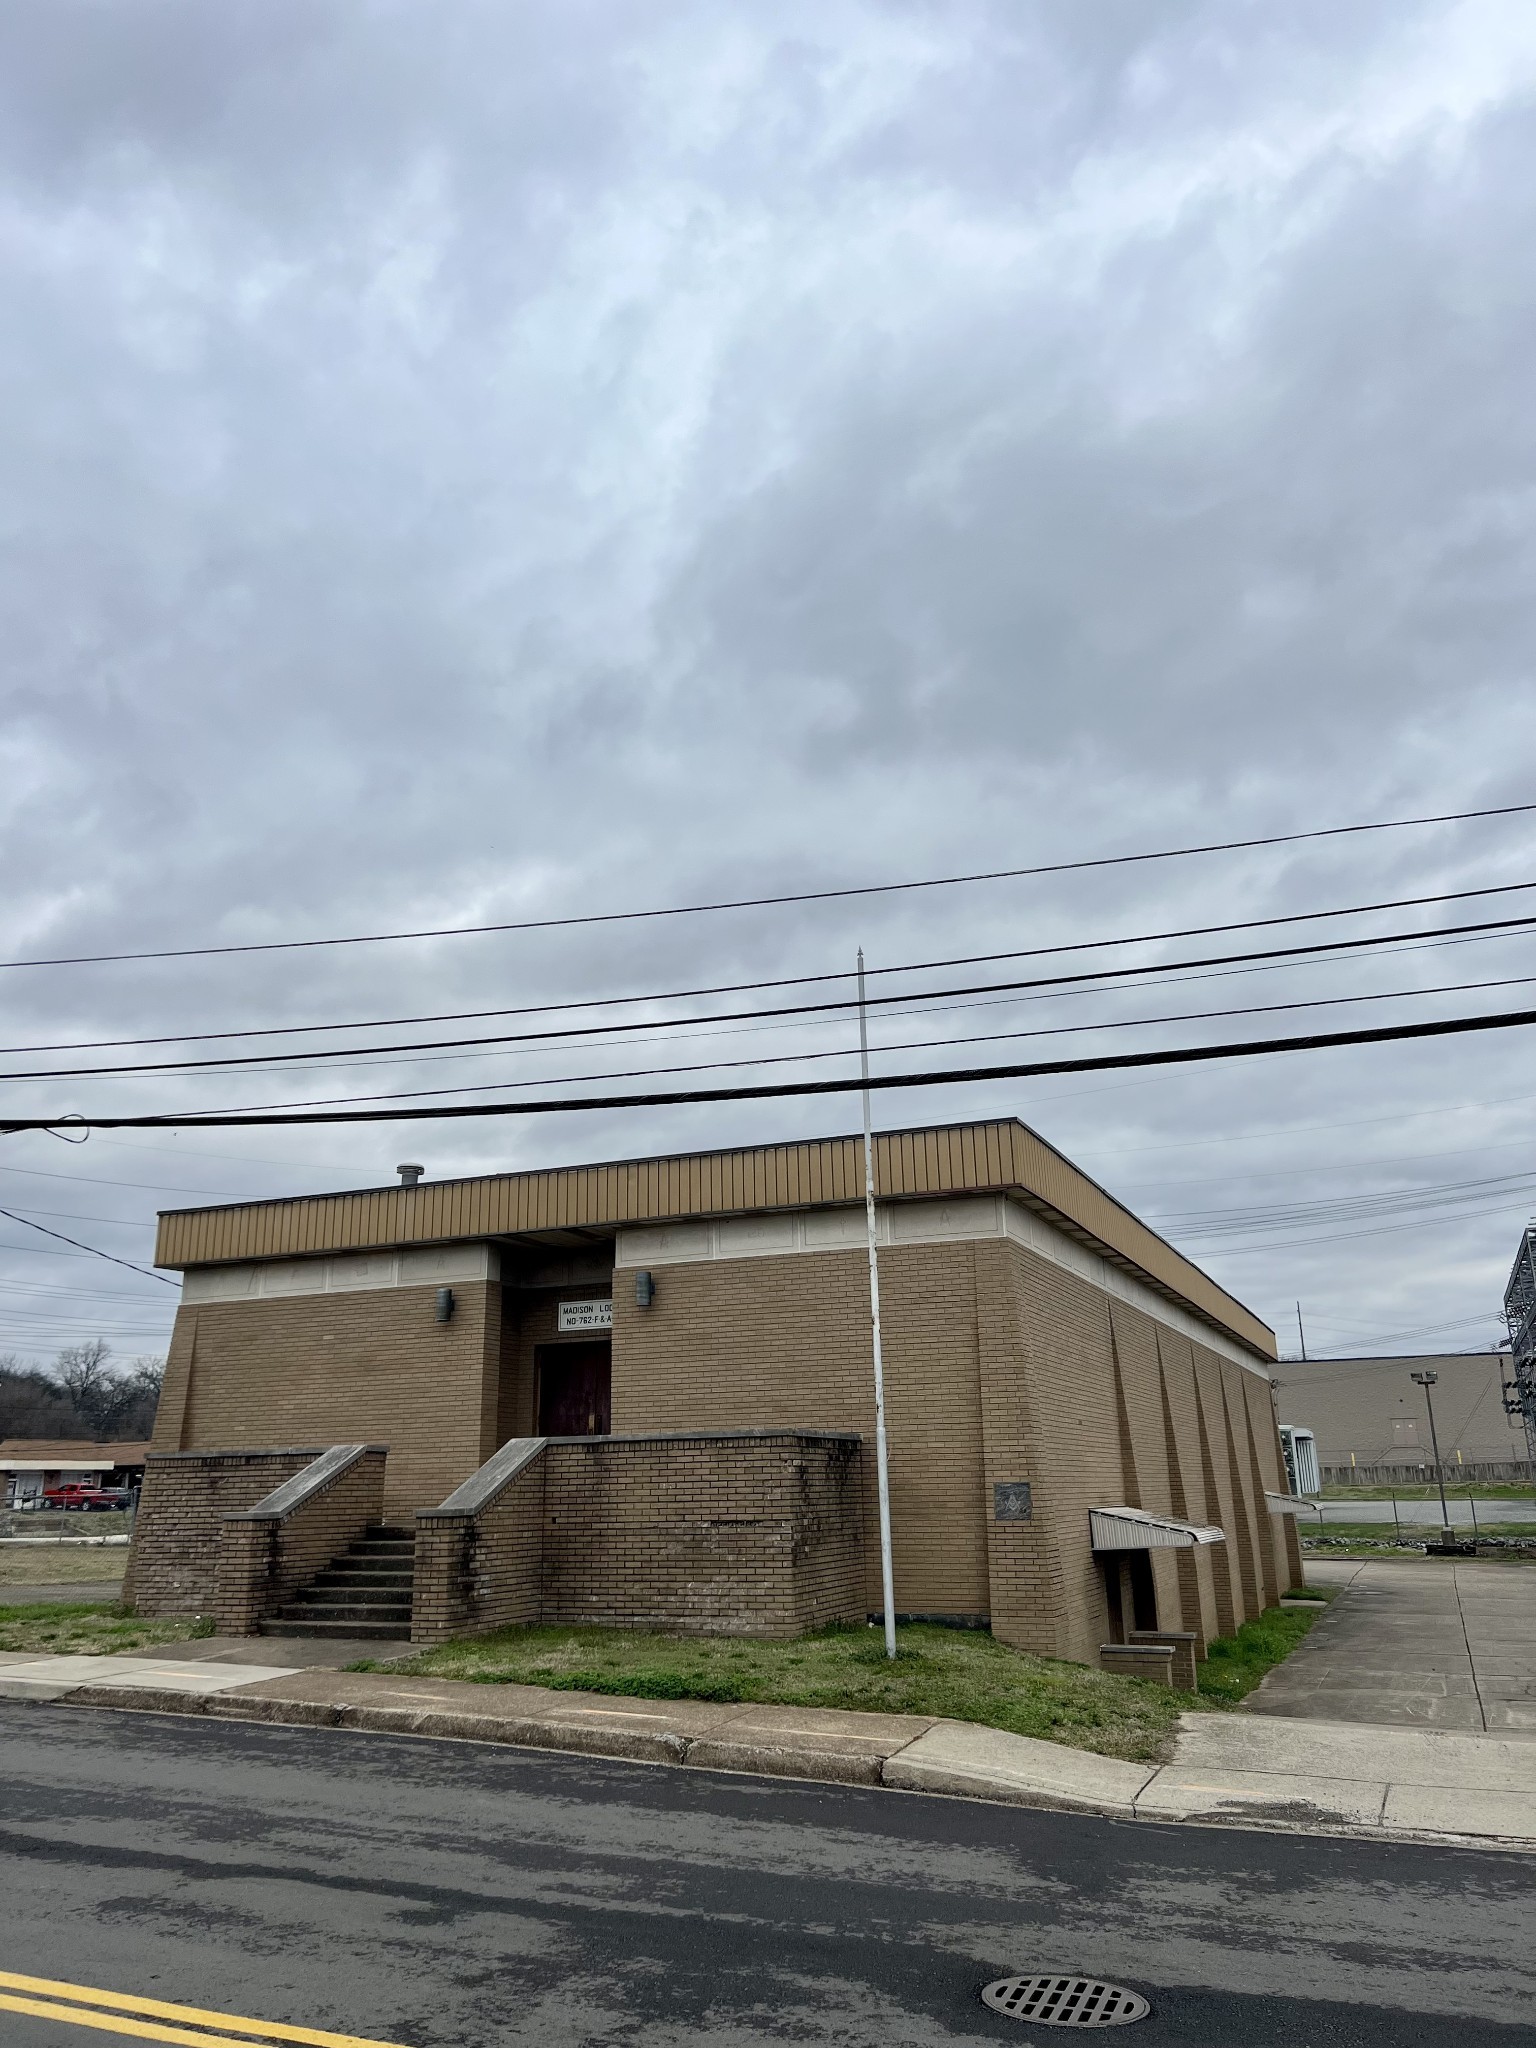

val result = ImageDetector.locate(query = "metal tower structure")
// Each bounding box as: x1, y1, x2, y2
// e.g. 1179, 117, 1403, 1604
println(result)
1502, 1223, 1536, 1461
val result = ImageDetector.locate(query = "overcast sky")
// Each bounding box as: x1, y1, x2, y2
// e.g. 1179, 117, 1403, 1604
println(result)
2, 1, 1535, 1406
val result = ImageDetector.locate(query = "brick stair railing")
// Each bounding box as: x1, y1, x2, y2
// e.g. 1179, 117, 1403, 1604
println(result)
258, 1525, 415, 1640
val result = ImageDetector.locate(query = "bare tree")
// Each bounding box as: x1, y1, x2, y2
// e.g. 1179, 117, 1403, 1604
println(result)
0, 1344, 165, 1442
52, 1340, 117, 1432
0, 1358, 78, 1439
110, 1357, 165, 1439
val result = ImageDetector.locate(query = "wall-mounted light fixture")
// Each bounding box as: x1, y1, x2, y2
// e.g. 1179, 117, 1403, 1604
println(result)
634, 1270, 655, 1309
435, 1287, 455, 1323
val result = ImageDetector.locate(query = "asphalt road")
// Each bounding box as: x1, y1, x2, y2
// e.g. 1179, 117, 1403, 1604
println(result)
1316, 1499, 1536, 1525
2, 1704, 1534, 2047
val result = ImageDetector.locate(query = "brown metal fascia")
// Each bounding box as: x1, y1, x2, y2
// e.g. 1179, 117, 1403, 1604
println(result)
994, 1123, 1276, 1360
152, 1115, 1274, 1359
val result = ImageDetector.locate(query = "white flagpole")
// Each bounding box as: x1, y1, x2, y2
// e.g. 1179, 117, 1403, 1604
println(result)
858, 947, 898, 1660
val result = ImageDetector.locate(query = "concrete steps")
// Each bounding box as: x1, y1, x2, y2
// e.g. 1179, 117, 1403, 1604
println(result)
258, 1525, 415, 1640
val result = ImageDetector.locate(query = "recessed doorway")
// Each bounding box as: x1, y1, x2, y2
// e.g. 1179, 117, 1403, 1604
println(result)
536, 1340, 611, 1437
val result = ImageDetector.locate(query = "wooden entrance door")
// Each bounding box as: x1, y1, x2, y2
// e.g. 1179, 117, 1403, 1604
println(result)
536, 1341, 612, 1436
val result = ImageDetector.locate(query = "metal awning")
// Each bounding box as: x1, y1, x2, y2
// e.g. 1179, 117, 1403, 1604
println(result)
1090, 1506, 1225, 1551
1266, 1491, 1321, 1516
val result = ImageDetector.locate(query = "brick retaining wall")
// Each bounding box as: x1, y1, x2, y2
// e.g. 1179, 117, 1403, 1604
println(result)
414, 1441, 546, 1643
412, 1431, 864, 1645
124, 1448, 326, 1616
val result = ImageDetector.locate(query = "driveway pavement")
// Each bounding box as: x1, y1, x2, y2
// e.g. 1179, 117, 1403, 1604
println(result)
1314, 1498, 1536, 1524
1251, 1558, 1536, 1733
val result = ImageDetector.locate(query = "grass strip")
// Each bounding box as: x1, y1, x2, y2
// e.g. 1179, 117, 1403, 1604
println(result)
1196, 1597, 1331, 1704
0, 1549, 131, 1585
377, 1599, 1332, 1763
1316, 1520, 1536, 1540
0, 1602, 214, 1656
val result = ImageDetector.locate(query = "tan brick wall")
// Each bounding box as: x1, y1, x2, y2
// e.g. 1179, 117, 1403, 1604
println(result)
413, 1458, 546, 1643
1151, 1332, 1221, 1652
973, 1240, 1069, 1655
613, 1235, 1290, 1661
1099, 1643, 1175, 1685
214, 1448, 387, 1634
1281, 1508, 1304, 1588
611, 1245, 988, 1620
125, 1448, 324, 1616
152, 1283, 501, 1517
540, 1433, 863, 1636
1128, 1628, 1199, 1690
411, 1433, 864, 1644
149, 1225, 1292, 1664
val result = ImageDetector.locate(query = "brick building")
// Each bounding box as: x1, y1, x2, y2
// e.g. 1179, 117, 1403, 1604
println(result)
138, 1119, 1299, 1661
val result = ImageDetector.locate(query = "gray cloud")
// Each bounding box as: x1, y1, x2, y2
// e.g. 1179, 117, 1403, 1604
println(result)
0, 0, 1533, 1377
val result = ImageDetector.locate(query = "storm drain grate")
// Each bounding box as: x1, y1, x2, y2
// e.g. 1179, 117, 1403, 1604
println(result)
980, 1976, 1150, 2027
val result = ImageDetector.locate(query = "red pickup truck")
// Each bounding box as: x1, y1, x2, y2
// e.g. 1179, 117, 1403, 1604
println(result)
38, 1483, 133, 1512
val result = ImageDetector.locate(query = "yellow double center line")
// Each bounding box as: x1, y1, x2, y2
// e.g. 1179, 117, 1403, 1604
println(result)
0, 1970, 413, 2047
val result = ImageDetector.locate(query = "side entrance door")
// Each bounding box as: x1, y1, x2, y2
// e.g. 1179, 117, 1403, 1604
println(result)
536, 1341, 612, 1436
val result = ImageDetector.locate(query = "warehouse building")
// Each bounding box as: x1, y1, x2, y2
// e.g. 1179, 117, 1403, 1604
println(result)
132, 1119, 1299, 1665
1274, 1352, 1529, 1485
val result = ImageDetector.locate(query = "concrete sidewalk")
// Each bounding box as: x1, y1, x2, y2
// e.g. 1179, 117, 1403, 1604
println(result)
1252, 1558, 1536, 1732
4, 1648, 1536, 1850
1146, 1712, 1536, 1841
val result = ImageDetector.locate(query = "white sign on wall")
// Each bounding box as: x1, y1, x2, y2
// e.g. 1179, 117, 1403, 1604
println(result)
557, 1297, 613, 1334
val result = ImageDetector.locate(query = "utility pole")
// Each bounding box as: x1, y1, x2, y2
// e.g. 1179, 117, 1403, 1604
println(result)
1295, 1302, 1308, 1361
858, 949, 898, 1661
1411, 1369, 1453, 1543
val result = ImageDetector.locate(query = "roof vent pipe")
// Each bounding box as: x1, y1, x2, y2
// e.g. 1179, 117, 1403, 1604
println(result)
397, 1163, 424, 1188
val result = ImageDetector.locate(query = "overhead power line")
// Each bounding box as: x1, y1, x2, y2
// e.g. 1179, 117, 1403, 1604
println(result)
1156, 1165, 1536, 1233
5, 799, 1534, 973
138, 966, 1536, 1118
4, 1001, 1536, 1133
7, 875, 1536, 1057
0, 1207, 179, 1284
8, 907, 1536, 1085
1181, 1201, 1536, 1259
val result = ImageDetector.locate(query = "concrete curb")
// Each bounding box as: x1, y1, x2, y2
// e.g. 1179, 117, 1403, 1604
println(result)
56, 1679, 912, 1782
25, 1668, 1536, 1852
880, 1718, 1156, 1818
685, 1738, 886, 1786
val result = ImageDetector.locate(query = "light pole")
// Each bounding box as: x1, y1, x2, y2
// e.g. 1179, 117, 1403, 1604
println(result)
1410, 1370, 1453, 1544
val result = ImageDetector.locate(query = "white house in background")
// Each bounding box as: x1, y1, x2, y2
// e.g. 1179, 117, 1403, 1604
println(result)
0, 1440, 148, 1507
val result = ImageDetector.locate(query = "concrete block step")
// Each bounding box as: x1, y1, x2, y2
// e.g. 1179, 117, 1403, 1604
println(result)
311, 1580, 414, 1597
313, 1572, 415, 1589
304, 1583, 413, 1605
278, 1602, 413, 1625
256, 1618, 411, 1640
